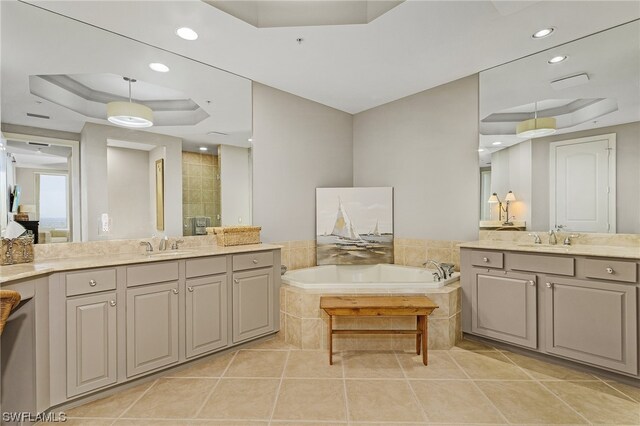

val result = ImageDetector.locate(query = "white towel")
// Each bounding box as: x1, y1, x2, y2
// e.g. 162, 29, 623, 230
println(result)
5, 221, 26, 239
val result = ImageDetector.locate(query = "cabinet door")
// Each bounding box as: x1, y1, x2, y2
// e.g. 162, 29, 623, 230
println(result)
471, 270, 537, 348
126, 282, 179, 377
66, 292, 117, 397
544, 277, 637, 374
186, 274, 228, 358
232, 267, 274, 343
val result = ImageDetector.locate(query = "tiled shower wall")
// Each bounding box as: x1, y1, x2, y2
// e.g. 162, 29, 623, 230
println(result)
276, 238, 463, 271
182, 152, 221, 229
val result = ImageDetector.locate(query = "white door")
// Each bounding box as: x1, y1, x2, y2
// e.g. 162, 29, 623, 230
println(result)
550, 134, 616, 233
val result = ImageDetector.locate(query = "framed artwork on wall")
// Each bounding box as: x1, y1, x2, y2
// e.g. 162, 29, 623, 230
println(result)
316, 187, 393, 265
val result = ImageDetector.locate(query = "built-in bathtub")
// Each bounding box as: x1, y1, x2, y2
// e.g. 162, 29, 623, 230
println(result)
282, 264, 459, 291
280, 264, 462, 350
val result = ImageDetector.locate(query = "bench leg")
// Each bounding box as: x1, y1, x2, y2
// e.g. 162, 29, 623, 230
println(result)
421, 315, 428, 365
328, 315, 333, 365
416, 316, 421, 355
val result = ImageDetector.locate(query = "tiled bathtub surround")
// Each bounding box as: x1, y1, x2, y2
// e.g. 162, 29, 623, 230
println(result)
280, 283, 462, 351
33, 235, 220, 260
480, 230, 640, 247
276, 237, 463, 271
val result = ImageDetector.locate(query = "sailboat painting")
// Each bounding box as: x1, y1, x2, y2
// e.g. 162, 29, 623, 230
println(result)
316, 187, 393, 265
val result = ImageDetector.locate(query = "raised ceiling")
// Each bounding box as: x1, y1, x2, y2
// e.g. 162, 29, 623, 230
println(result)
28, 1, 640, 114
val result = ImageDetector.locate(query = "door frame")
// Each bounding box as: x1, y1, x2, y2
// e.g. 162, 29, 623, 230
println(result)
549, 133, 616, 233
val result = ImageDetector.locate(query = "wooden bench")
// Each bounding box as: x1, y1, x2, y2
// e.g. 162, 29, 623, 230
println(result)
320, 295, 439, 365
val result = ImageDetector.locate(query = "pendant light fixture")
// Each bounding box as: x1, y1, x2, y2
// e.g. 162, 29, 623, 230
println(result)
107, 77, 153, 128
516, 101, 556, 138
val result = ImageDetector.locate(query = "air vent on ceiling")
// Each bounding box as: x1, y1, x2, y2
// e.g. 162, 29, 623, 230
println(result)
26, 112, 50, 120
27, 141, 51, 147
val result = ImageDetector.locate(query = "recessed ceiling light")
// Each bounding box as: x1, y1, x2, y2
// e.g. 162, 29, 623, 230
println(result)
478, 148, 485, 152
149, 63, 170, 73
548, 55, 567, 64
199, 146, 208, 152
176, 27, 198, 41
492, 141, 502, 146
532, 27, 555, 39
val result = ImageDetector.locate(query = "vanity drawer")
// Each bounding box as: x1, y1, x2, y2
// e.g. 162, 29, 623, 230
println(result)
127, 261, 179, 287
580, 258, 637, 283
508, 253, 574, 276
186, 256, 227, 278
66, 268, 116, 296
470, 251, 503, 269
233, 251, 274, 271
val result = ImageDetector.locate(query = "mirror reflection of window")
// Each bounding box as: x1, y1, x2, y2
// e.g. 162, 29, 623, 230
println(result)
37, 173, 69, 237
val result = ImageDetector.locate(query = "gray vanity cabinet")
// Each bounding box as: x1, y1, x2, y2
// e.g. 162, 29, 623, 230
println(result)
544, 276, 638, 375
66, 292, 118, 397
471, 269, 537, 349
126, 281, 179, 377
185, 274, 228, 358
232, 261, 275, 343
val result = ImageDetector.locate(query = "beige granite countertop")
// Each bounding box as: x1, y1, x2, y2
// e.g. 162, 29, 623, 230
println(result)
458, 240, 640, 260
0, 243, 281, 284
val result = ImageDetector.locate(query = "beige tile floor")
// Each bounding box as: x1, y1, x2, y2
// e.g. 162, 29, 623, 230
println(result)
58, 337, 639, 425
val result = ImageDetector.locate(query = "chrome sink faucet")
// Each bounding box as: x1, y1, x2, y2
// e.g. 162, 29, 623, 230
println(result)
423, 259, 446, 281
528, 233, 541, 244
140, 241, 153, 253
170, 239, 184, 250
549, 229, 558, 245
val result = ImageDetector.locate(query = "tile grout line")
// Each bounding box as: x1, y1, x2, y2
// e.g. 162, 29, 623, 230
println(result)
268, 348, 292, 425
341, 350, 351, 426
445, 350, 512, 425
500, 350, 593, 425
535, 380, 593, 425
598, 380, 640, 403
114, 378, 159, 421
193, 350, 240, 419
394, 351, 430, 423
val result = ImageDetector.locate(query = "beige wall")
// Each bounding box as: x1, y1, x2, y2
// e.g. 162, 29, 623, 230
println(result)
80, 123, 182, 240
252, 82, 354, 243
106, 146, 151, 239
531, 121, 640, 233
353, 75, 480, 241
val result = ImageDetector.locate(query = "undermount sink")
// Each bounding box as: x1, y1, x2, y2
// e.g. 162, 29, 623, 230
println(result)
145, 250, 195, 257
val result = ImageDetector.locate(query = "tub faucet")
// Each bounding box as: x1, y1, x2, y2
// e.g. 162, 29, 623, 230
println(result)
140, 241, 153, 253
423, 259, 446, 281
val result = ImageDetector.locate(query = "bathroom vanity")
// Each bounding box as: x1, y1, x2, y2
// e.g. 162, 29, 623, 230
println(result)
0, 244, 281, 415
460, 241, 639, 379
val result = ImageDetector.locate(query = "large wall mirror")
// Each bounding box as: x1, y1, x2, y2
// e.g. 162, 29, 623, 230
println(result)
1, 1, 253, 243
479, 20, 640, 234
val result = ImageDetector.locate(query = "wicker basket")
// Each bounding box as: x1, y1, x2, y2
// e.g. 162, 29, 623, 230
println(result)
1, 235, 35, 265
0, 290, 21, 335
210, 226, 261, 246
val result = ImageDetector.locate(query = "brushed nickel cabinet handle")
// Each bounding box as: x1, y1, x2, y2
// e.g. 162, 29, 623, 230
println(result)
187, 286, 194, 292
606, 267, 614, 274
172, 288, 179, 294
546, 282, 552, 288
253, 259, 259, 264
109, 300, 116, 307
234, 279, 239, 284
483, 257, 489, 262
89, 279, 97, 287
528, 280, 535, 286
